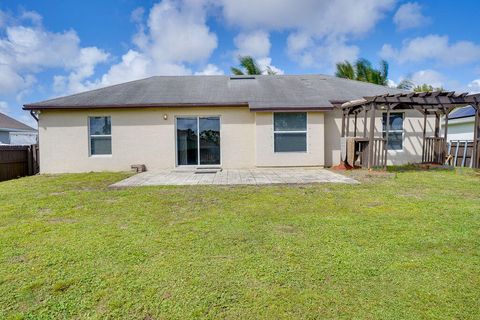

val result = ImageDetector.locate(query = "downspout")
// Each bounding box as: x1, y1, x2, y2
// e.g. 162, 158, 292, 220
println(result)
30, 110, 39, 122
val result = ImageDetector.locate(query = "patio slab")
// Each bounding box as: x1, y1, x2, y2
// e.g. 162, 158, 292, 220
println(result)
111, 168, 358, 187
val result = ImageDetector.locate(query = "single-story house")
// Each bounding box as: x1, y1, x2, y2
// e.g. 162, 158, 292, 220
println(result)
24, 75, 437, 174
0, 112, 37, 145
444, 105, 475, 142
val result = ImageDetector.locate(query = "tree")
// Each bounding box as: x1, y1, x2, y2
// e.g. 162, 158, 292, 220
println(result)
413, 83, 444, 92
231, 56, 277, 75
335, 58, 389, 86
396, 79, 414, 90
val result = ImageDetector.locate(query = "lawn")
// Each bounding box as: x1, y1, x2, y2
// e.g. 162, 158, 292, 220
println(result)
0, 169, 479, 319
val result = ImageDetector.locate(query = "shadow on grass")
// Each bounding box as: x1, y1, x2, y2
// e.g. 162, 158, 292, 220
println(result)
386, 163, 455, 173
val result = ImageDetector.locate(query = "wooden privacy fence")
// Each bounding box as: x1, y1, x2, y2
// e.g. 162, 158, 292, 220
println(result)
0, 144, 39, 182
446, 140, 480, 168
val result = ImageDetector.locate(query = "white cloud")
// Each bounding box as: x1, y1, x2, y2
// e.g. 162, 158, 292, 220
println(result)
0, 10, 109, 96
218, 0, 395, 71
195, 64, 224, 75
0, 101, 8, 113
94, 0, 218, 87
257, 57, 284, 75
218, 0, 395, 37
232, 30, 283, 74
393, 2, 430, 31
380, 35, 480, 66
234, 31, 271, 58
467, 79, 480, 94
53, 47, 109, 94
287, 34, 359, 70
410, 69, 445, 88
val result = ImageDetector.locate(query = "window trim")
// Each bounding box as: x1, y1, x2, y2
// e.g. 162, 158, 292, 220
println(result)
272, 112, 308, 153
88, 116, 112, 157
382, 112, 404, 152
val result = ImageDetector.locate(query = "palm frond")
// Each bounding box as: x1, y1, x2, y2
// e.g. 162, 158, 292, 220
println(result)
335, 61, 355, 79
239, 56, 262, 75
230, 67, 245, 75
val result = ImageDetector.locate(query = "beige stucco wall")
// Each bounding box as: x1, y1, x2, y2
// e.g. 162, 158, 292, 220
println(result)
38, 106, 437, 173
38, 107, 255, 173
255, 112, 325, 167
324, 109, 437, 166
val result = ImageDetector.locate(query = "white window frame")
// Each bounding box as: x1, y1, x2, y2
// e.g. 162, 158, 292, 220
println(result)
273, 112, 308, 153
383, 112, 404, 152
88, 116, 112, 157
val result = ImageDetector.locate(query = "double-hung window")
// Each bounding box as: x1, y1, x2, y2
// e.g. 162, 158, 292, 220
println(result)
382, 113, 403, 151
273, 112, 307, 152
89, 116, 112, 155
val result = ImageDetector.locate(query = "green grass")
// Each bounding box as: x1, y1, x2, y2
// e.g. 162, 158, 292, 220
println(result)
0, 169, 479, 319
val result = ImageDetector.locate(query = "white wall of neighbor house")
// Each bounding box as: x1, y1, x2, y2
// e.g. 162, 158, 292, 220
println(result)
255, 111, 325, 167
38, 107, 256, 173
444, 117, 474, 141
324, 109, 436, 166
0, 131, 10, 144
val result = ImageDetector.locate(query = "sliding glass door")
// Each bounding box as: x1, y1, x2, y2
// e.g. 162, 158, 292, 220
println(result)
176, 117, 220, 166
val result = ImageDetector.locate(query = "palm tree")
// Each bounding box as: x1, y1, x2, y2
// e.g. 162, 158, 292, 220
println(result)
231, 56, 277, 75
335, 58, 389, 86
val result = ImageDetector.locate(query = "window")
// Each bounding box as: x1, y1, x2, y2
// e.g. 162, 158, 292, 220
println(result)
274, 112, 307, 152
89, 116, 112, 155
382, 113, 403, 151
176, 117, 220, 165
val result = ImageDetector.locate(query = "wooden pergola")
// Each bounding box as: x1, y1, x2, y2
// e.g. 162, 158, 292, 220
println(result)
339, 91, 480, 169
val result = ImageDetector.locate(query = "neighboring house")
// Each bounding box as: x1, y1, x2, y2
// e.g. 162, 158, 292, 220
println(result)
444, 106, 475, 141
24, 75, 436, 174
0, 112, 37, 145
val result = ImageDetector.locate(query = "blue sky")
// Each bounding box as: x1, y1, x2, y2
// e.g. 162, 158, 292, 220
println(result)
1, 0, 480, 127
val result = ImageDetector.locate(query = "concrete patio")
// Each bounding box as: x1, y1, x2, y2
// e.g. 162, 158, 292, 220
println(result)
111, 168, 358, 187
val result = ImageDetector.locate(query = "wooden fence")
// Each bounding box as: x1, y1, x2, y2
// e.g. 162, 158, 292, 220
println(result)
446, 140, 480, 168
423, 137, 446, 164
0, 144, 39, 182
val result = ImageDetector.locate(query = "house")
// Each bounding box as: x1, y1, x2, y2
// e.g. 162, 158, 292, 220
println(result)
0, 112, 37, 145
24, 75, 437, 174
444, 106, 475, 141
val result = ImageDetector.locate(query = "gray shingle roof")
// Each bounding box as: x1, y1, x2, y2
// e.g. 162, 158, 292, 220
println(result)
0, 112, 35, 131
24, 74, 405, 111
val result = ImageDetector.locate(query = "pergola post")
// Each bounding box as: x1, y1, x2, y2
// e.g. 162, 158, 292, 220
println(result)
363, 106, 368, 138
367, 103, 376, 169
354, 112, 358, 137
421, 111, 427, 163
341, 110, 346, 138
473, 103, 480, 168
443, 107, 450, 165
434, 112, 441, 163
434, 113, 440, 137
346, 111, 350, 137
383, 106, 390, 169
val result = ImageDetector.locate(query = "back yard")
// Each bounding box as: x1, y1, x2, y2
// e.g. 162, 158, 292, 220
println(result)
0, 169, 479, 319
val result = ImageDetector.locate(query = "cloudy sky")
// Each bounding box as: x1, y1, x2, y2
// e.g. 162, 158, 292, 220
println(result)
1, 0, 479, 126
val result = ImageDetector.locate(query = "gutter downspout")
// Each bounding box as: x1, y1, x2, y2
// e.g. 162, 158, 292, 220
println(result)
30, 110, 39, 122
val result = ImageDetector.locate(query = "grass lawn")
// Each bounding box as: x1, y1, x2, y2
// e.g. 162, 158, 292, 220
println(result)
0, 169, 479, 319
